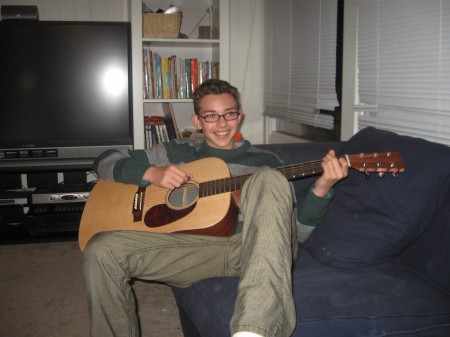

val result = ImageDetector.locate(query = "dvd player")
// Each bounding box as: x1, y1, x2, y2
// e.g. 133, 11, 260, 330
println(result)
0, 190, 29, 205
31, 183, 93, 204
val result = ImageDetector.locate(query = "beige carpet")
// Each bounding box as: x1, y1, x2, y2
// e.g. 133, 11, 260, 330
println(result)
0, 240, 184, 337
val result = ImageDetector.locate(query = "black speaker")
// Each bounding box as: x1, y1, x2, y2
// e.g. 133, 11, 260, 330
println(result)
1, 5, 39, 21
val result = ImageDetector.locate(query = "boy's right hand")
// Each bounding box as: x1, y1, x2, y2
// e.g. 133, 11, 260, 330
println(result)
142, 165, 192, 189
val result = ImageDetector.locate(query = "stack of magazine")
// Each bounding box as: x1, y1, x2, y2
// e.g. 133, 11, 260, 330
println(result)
144, 103, 182, 148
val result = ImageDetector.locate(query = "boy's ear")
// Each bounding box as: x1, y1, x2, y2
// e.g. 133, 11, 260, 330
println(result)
191, 114, 202, 130
238, 109, 244, 124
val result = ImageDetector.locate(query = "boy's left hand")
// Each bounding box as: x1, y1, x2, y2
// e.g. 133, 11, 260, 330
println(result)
313, 150, 349, 198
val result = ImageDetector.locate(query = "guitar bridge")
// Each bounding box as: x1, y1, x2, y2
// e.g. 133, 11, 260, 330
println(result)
132, 186, 146, 222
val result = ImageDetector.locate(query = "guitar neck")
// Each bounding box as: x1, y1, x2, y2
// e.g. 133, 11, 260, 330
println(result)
198, 159, 325, 197
197, 151, 405, 198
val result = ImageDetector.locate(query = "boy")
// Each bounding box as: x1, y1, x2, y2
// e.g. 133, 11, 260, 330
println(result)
83, 79, 348, 337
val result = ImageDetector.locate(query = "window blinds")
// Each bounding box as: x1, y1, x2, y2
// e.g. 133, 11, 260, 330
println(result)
263, 0, 339, 130
355, 0, 450, 146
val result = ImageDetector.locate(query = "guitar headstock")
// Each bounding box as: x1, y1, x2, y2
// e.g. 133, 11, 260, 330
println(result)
346, 152, 405, 177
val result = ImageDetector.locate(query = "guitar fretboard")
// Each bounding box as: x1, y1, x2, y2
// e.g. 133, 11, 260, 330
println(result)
196, 152, 404, 199
198, 159, 325, 197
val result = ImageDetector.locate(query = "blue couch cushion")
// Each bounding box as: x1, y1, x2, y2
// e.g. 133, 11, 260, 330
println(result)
172, 248, 450, 337
396, 188, 450, 293
303, 127, 450, 268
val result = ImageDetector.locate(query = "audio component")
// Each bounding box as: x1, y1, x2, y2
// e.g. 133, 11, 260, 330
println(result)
0, 191, 29, 205
1, 5, 39, 21
31, 184, 92, 205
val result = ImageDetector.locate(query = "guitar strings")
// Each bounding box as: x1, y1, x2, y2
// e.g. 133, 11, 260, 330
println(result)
199, 160, 325, 195
195, 151, 402, 193
140, 153, 401, 207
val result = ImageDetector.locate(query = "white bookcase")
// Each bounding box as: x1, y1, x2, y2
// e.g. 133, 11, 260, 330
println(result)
130, 0, 230, 149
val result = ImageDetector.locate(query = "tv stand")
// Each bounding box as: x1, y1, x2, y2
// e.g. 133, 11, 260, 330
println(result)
26, 202, 86, 235
0, 171, 95, 244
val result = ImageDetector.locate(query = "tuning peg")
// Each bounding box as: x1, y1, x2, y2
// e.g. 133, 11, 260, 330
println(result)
378, 172, 385, 178
365, 172, 371, 179
392, 171, 399, 178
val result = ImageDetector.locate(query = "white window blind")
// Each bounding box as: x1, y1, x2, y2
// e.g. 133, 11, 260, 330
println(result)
355, 0, 450, 146
263, 0, 339, 130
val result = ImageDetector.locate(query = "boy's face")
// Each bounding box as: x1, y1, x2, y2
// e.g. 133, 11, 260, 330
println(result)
191, 93, 243, 150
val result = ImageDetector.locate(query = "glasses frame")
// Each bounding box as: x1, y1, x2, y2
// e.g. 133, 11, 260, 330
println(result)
198, 111, 241, 123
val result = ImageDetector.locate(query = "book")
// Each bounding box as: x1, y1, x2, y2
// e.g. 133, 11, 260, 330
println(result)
178, 58, 186, 98
153, 53, 163, 99
161, 55, 170, 99
159, 123, 169, 142
190, 58, 199, 95
144, 103, 180, 148
185, 59, 192, 98
143, 48, 156, 99
141, 48, 219, 100
144, 116, 154, 148
143, 49, 148, 99
148, 49, 155, 98
162, 102, 181, 139
211, 62, 219, 79
144, 116, 166, 146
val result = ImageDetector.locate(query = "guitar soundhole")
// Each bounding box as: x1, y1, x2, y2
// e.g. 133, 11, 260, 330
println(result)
167, 182, 199, 210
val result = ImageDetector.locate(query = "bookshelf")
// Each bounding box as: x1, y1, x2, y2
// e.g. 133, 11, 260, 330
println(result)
130, 0, 230, 149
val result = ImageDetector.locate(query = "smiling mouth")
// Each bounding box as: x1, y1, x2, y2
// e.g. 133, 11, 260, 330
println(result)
215, 131, 230, 136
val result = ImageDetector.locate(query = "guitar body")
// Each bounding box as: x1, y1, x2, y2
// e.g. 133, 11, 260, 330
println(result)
78, 158, 236, 251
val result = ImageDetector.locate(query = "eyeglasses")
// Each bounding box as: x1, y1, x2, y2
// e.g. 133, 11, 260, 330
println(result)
198, 111, 240, 123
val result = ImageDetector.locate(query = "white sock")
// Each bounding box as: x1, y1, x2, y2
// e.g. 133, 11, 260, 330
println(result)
232, 332, 263, 337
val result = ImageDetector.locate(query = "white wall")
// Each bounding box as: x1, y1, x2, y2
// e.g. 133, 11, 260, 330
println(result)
229, 0, 265, 144
340, 0, 358, 140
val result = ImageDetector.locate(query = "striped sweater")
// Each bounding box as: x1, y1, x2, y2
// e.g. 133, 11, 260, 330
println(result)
94, 139, 331, 239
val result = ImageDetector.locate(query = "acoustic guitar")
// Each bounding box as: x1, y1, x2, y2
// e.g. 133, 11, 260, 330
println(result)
78, 152, 405, 251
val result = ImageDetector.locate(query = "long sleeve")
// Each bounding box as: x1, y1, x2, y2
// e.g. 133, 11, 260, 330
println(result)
93, 141, 197, 185
296, 186, 334, 242
94, 149, 153, 185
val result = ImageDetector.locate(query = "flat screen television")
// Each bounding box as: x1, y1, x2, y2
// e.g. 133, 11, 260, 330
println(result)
0, 21, 133, 172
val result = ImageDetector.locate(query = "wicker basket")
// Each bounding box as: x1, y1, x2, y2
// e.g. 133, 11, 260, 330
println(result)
143, 13, 182, 38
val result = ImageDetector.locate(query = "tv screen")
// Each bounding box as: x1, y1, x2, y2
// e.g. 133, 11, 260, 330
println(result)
0, 21, 133, 171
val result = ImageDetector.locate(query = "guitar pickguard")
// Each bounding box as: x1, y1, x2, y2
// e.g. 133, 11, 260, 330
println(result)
144, 203, 196, 228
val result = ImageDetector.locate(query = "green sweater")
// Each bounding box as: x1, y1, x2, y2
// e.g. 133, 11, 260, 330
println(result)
94, 139, 331, 232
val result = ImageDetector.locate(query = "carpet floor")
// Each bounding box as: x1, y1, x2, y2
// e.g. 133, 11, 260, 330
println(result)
0, 240, 184, 337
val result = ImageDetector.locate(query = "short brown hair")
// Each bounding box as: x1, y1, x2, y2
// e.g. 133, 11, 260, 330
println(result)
192, 79, 241, 115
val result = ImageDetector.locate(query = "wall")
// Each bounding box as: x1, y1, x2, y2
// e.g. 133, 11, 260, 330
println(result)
229, 0, 265, 144
340, 0, 358, 141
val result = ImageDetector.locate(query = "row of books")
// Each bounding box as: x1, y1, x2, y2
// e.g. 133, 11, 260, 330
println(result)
143, 48, 219, 100
144, 103, 181, 148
